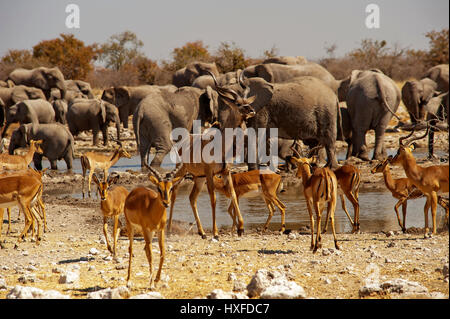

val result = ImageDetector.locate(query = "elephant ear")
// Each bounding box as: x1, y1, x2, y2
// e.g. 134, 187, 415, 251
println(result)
349, 70, 362, 86
11, 87, 29, 104
115, 87, 130, 106
20, 123, 34, 143
205, 85, 219, 122
246, 78, 274, 112
31, 70, 49, 90
255, 64, 274, 83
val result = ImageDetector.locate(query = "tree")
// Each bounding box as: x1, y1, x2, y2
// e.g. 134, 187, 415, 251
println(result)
33, 33, 98, 80
169, 41, 211, 71
99, 31, 144, 71
424, 29, 449, 66
214, 42, 248, 73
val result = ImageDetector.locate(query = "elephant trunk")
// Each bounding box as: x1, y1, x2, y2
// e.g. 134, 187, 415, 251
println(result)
115, 113, 121, 141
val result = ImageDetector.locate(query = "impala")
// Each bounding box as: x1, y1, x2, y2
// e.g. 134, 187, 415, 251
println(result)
80, 142, 131, 198
371, 156, 423, 232
124, 163, 183, 288
92, 173, 129, 256
212, 169, 286, 233
290, 156, 340, 253
389, 126, 449, 236
168, 71, 255, 239
0, 173, 43, 243
290, 144, 361, 233
0, 139, 43, 170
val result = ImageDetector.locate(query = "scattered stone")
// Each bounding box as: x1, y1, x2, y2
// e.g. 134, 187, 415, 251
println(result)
207, 289, 248, 299
130, 291, 164, 299
6, 285, 70, 299
58, 270, 79, 284
89, 247, 99, 255
18, 274, 36, 284
87, 286, 130, 299
380, 279, 428, 295
0, 277, 7, 290
233, 279, 247, 292
246, 269, 306, 299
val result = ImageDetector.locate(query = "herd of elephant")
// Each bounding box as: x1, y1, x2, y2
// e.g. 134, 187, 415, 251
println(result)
0, 58, 448, 174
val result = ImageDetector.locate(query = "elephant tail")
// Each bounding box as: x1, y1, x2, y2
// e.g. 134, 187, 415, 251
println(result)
134, 110, 141, 150
375, 74, 401, 121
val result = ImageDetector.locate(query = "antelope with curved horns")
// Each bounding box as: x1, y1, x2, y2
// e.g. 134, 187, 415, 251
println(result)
124, 163, 183, 288
0, 139, 44, 171
290, 156, 340, 253
167, 70, 256, 239
389, 124, 449, 236
80, 138, 131, 198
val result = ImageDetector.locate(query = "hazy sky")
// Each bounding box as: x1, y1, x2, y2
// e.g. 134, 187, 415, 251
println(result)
0, 0, 448, 64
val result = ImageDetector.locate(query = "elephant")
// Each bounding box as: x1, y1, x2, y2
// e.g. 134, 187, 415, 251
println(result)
262, 56, 308, 65
2, 99, 55, 138
425, 91, 449, 158
226, 75, 342, 168
101, 85, 176, 129
132, 86, 217, 167
7, 67, 67, 100
9, 122, 74, 170
67, 99, 121, 146
52, 99, 68, 124
401, 78, 438, 123
192, 71, 240, 89
172, 62, 220, 87
65, 80, 94, 99
337, 69, 401, 161
422, 64, 449, 93
243, 62, 339, 92
0, 85, 46, 127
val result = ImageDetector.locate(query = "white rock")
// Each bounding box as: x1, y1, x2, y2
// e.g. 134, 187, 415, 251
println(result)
6, 285, 70, 299
130, 292, 164, 299
207, 289, 248, 299
58, 270, 79, 284
87, 286, 130, 299
0, 278, 7, 290
260, 281, 306, 299
89, 248, 99, 255
380, 279, 428, 295
247, 269, 306, 299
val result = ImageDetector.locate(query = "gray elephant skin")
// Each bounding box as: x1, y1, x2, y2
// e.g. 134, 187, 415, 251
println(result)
425, 91, 449, 158
422, 64, 449, 93
243, 62, 339, 92
172, 62, 220, 87
3, 99, 55, 138
7, 67, 67, 100
262, 56, 308, 65
101, 85, 176, 128
67, 99, 121, 146
133, 86, 217, 167
338, 69, 401, 160
192, 71, 241, 89
52, 99, 68, 124
401, 78, 438, 123
227, 75, 342, 168
0, 85, 46, 127
9, 123, 75, 170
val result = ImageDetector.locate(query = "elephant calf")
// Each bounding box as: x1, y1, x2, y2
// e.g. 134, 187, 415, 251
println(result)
9, 123, 75, 170
67, 99, 121, 146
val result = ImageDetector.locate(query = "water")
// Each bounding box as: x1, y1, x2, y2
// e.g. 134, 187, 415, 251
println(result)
42, 148, 448, 233
167, 185, 446, 233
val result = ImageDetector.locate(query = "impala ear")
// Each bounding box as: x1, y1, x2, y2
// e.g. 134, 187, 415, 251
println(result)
148, 174, 160, 186
409, 143, 417, 151
172, 176, 183, 186
92, 174, 100, 186
108, 174, 120, 185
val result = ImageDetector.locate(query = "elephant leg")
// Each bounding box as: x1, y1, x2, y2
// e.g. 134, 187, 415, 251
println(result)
101, 124, 109, 146
49, 159, 58, 170
351, 129, 369, 161
33, 154, 43, 171
373, 125, 387, 160
64, 151, 73, 170
139, 138, 151, 168
151, 134, 173, 167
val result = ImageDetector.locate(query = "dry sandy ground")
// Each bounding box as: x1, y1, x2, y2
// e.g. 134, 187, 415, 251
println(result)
0, 107, 449, 299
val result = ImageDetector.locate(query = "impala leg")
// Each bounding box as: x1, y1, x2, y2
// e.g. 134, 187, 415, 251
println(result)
143, 230, 155, 288
167, 183, 180, 234
306, 200, 315, 250
348, 192, 360, 233
227, 203, 236, 233
424, 195, 431, 236
329, 199, 340, 250
103, 216, 113, 253
6, 208, 11, 235
155, 228, 165, 283
206, 174, 218, 239
401, 200, 408, 233
113, 215, 120, 257
126, 227, 134, 284
0, 208, 4, 238
224, 172, 244, 236
18, 202, 33, 243
30, 206, 42, 244
394, 199, 404, 231
88, 171, 94, 198
39, 199, 48, 233
189, 177, 206, 239
262, 197, 274, 233
274, 197, 286, 233
313, 202, 322, 253
430, 192, 438, 235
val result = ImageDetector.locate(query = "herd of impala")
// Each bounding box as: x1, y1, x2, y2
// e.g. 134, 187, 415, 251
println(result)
0, 119, 448, 287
